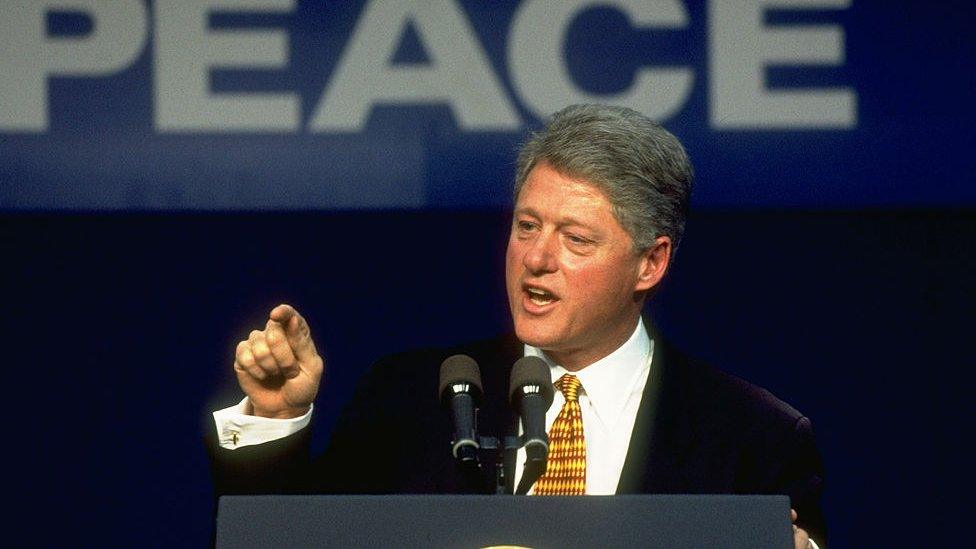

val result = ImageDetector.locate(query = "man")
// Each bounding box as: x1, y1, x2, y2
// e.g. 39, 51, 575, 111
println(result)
209, 105, 825, 548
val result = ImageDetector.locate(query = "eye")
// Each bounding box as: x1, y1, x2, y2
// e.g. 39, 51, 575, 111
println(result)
516, 220, 537, 232
566, 233, 592, 245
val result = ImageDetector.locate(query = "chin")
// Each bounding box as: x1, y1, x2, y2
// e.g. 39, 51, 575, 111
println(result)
513, 319, 563, 350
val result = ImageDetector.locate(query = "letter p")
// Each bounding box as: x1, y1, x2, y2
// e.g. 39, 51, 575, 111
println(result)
0, 0, 147, 131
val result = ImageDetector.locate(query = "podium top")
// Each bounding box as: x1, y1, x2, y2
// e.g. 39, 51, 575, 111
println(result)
217, 494, 792, 549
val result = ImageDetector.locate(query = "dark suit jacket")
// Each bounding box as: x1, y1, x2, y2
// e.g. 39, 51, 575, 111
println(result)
209, 327, 826, 543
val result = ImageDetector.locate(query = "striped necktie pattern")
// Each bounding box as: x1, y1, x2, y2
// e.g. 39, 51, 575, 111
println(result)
533, 374, 586, 495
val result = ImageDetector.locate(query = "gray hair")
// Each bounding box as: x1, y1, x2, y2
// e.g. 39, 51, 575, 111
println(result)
515, 104, 693, 256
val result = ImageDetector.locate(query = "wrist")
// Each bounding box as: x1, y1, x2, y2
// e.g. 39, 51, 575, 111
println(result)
246, 400, 311, 419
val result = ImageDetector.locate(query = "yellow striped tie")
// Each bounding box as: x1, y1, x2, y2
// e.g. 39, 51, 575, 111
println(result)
533, 374, 585, 495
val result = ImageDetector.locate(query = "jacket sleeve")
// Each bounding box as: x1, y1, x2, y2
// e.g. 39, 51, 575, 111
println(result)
768, 415, 827, 547
205, 351, 435, 497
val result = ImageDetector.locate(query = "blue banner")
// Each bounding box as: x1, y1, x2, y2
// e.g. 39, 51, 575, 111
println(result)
1, 0, 972, 209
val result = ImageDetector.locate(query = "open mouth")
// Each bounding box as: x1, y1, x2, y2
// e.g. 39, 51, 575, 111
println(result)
526, 287, 557, 307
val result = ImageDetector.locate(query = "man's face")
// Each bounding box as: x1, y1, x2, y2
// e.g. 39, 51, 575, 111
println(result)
505, 162, 663, 369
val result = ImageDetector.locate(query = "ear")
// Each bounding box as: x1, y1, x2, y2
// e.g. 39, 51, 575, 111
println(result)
634, 236, 672, 292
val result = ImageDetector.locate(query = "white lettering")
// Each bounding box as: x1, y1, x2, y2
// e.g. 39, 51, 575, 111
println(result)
709, 0, 857, 129
308, 0, 520, 132
154, 0, 299, 132
0, 0, 147, 131
509, 0, 693, 121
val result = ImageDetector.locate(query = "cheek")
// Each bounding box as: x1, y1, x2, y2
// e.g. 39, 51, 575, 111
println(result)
568, 261, 634, 302
505, 241, 520, 286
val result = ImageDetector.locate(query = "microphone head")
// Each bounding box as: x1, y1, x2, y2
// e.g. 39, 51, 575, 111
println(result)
509, 356, 555, 408
439, 354, 483, 400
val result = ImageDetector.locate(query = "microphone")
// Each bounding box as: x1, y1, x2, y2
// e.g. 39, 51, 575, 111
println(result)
509, 356, 555, 486
439, 354, 483, 464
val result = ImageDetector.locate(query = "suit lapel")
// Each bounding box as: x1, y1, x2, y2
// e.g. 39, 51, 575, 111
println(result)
484, 323, 698, 495
617, 323, 696, 494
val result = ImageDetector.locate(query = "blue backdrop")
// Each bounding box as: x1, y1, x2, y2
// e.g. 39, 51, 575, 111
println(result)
1, 1, 973, 547
3, 0, 973, 210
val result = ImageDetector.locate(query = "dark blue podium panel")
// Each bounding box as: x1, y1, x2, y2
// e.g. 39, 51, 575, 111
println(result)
217, 494, 793, 548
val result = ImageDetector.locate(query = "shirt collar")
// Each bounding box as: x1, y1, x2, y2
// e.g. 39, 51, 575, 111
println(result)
524, 318, 652, 430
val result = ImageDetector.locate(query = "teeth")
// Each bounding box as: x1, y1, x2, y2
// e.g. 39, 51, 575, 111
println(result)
526, 288, 554, 306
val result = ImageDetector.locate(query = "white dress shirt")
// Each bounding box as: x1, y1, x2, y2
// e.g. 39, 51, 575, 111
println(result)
515, 318, 652, 495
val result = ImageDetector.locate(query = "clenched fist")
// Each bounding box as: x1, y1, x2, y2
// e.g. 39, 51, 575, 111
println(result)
234, 304, 324, 418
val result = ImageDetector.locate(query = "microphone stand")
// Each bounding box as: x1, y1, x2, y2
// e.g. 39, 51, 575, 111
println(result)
471, 434, 546, 495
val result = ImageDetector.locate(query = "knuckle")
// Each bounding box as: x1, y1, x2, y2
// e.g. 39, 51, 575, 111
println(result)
245, 360, 264, 373
241, 347, 255, 363
272, 340, 292, 357
254, 351, 275, 367
271, 339, 292, 357
234, 361, 259, 377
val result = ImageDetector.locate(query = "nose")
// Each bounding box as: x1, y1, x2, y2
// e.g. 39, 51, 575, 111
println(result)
523, 230, 558, 275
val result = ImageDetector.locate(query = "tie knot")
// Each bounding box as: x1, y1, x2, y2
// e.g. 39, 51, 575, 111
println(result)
554, 374, 582, 402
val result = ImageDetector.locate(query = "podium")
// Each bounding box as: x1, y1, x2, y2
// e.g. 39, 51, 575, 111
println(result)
216, 494, 793, 548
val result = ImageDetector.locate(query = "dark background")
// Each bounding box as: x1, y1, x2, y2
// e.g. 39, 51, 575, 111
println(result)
2, 0, 974, 546
3, 209, 973, 546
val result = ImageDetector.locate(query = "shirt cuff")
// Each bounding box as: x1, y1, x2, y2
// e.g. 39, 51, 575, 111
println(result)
212, 397, 313, 449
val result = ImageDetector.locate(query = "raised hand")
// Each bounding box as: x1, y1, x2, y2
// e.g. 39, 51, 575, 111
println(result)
233, 304, 324, 418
